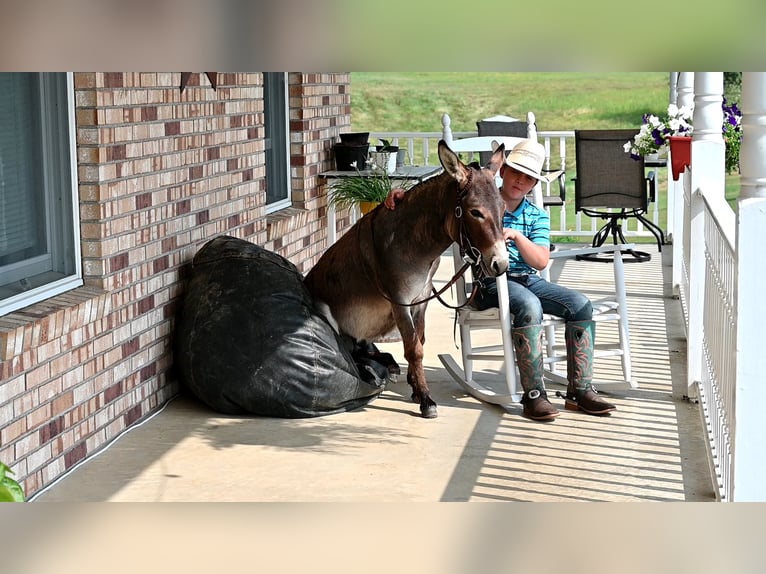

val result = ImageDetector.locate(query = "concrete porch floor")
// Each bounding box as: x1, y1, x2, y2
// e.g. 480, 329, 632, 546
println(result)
33, 244, 717, 502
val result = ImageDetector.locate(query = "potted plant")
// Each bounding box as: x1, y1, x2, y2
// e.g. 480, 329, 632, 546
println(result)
625, 98, 743, 177
623, 103, 693, 161
0, 462, 25, 502
334, 132, 370, 171
328, 162, 413, 215
369, 138, 399, 174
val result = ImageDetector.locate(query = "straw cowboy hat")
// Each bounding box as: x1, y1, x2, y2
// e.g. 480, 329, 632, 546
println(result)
493, 139, 564, 183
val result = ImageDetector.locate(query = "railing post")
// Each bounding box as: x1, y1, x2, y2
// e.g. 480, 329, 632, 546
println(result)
686, 73, 724, 395
665, 72, 682, 236
670, 73, 694, 287
671, 73, 694, 289
732, 72, 766, 501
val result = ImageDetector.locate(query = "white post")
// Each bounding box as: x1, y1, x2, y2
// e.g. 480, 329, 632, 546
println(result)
732, 72, 766, 501
669, 72, 678, 104
527, 111, 545, 207
685, 73, 724, 396
671, 72, 694, 289
441, 113, 454, 146
665, 75, 677, 243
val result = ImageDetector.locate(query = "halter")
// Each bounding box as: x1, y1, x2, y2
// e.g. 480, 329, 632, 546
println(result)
454, 169, 486, 281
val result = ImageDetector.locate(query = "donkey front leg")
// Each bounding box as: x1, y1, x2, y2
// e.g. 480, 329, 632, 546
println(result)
394, 307, 438, 419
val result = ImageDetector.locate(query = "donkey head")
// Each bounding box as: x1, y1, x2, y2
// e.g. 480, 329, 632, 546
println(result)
438, 140, 509, 277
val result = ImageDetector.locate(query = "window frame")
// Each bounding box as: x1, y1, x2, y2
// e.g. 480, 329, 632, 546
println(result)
264, 72, 291, 214
0, 72, 82, 316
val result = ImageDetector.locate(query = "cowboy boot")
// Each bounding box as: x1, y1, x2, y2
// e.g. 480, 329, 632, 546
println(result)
513, 324, 559, 421
563, 320, 616, 415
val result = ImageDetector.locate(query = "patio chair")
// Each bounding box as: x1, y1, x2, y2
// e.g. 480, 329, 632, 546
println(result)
573, 129, 666, 263
437, 120, 637, 406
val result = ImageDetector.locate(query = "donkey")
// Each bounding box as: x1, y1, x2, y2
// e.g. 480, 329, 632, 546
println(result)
304, 140, 509, 418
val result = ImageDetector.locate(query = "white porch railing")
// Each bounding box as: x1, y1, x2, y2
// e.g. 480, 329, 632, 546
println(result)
673, 72, 766, 502
370, 115, 668, 242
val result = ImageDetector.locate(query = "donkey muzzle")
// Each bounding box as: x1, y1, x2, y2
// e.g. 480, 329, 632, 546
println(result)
484, 241, 509, 276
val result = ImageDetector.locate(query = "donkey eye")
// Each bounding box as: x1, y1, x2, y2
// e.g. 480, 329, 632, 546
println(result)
469, 209, 484, 219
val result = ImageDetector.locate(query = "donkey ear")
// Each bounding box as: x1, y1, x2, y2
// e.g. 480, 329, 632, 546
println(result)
487, 143, 505, 175
438, 140, 470, 187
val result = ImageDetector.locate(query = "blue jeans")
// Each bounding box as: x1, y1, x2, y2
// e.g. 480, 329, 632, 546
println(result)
476, 274, 592, 327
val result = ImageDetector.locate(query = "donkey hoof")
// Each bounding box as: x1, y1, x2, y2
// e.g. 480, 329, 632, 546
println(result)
420, 403, 438, 419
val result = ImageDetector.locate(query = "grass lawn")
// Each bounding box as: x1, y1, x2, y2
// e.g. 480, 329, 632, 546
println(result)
350, 72, 742, 213
350, 72, 671, 133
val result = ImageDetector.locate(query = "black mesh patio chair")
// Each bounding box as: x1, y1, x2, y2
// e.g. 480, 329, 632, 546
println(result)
573, 129, 665, 263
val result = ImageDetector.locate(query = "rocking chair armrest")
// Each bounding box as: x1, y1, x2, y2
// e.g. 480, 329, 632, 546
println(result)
541, 168, 567, 204
555, 169, 567, 203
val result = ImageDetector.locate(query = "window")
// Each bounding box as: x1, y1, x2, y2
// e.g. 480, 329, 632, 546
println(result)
264, 72, 291, 212
0, 73, 81, 316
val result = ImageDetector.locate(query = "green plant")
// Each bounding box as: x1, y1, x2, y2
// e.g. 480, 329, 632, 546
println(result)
328, 166, 413, 210
0, 462, 25, 502
376, 138, 398, 152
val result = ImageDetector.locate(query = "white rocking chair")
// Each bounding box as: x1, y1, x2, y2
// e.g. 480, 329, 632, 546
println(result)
438, 242, 637, 405
436, 112, 637, 406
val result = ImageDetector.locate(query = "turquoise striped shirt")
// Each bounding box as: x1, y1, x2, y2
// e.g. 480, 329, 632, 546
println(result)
504, 198, 550, 275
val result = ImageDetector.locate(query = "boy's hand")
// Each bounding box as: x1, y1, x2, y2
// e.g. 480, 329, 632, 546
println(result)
383, 188, 406, 210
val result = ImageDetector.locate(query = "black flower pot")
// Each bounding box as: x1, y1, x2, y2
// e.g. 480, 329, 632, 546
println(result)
333, 143, 369, 171
339, 132, 370, 145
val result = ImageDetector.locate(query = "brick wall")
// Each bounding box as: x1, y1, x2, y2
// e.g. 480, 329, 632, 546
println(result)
263, 72, 354, 270
0, 72, 352, 497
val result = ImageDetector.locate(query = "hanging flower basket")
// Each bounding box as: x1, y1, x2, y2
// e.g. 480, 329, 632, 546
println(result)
669, 136, 691, 181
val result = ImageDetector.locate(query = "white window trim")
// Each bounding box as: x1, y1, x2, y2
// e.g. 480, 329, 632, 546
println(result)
0, 73, 82, 316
